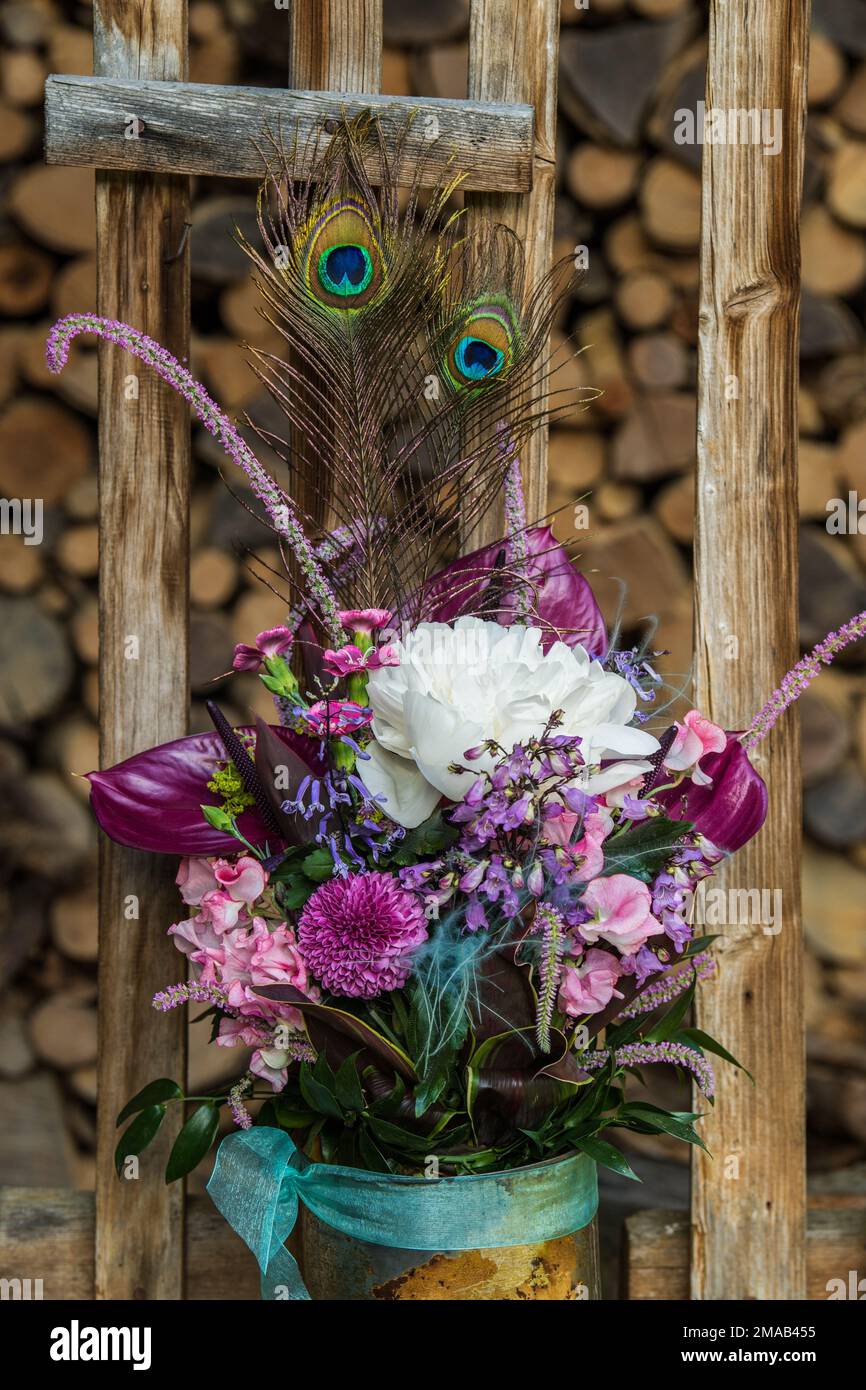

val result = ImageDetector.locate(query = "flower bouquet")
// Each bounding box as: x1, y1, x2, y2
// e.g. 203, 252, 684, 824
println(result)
48, 117, 866, 1301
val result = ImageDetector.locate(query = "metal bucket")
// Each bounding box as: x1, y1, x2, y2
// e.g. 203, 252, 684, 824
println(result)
299, 1154, 601, 1301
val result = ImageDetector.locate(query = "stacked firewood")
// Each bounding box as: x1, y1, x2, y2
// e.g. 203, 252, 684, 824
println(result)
0, 0, 865, 1194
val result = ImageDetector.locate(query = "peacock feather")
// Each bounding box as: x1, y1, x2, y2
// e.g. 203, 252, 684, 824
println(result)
237, 114, 590, 624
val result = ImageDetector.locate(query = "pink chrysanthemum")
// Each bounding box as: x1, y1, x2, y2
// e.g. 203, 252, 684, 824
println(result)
297, 872, 428, 998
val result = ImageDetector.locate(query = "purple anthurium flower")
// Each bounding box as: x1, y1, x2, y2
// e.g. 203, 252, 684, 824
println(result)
654, 735, 768, 853
87, 725, 323, 855
420, 525, 607, 657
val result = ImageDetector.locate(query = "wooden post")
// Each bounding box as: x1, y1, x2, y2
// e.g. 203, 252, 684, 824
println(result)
466, 0, 560, 538
691, 0, 810, 1300
94, 0, 190, 1300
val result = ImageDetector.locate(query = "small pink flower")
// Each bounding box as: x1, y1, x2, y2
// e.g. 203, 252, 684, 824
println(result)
603, 772, 646, 809
580, 873, 664, 953
338, 608, 393, 635
304, 699, 373, 738
559, 948, 623, 1016
322, 643, 400, 676
213, 855, 267, 903
199, 889, 247, 933
249, 1047, 289, 1091
217, 1014, 267, 1049
664, 709, 727, 786
232, 625, 294, 672
176, 857, 218, 906
570, 810, 613, 879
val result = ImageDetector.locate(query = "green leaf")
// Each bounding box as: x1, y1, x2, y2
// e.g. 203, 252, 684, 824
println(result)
602, 816, 693, 882
115, 1105, 166, 1174
414, 1067, 449, 1118
116, 1078, 182, 1126
644, 973, 696, 1043
165, 1102, 220, 1183
677, 1028, 754, 1082
277, 876, 316, 910
392, 812, 459, 865
334, 1054, 365, 1112
685, 934, 720, 956
358, 1129, 394, 1173
619, 1102, 708, 1152
366, 1116, 433, 1153
298, 1062, 344, 1120
302, 847, 340, 882
574, 1135, 640, 1182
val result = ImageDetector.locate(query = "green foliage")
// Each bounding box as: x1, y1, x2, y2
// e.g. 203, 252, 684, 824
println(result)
165, 1102, 221, 1182
601, 816, 694, 882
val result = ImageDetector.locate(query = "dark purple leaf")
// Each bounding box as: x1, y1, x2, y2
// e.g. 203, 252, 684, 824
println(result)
87, 725, 323, 856
420, 526, 607, 656
254, 717, 319, 845
473, 946, 537, 1042
468, 1028, 586, 1144
654, 735, 768, 853
252, 986, 418, 1082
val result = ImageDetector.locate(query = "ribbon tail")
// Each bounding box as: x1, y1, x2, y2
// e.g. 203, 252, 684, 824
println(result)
207, 1127, 310, 1301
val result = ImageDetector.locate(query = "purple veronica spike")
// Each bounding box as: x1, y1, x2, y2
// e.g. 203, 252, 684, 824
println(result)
45, 313, 343, 644
743, 608, 866, 749
582, 1039, 715, 1098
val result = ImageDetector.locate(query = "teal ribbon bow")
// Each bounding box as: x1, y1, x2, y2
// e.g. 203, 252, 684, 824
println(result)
207, 1128, 598, 1300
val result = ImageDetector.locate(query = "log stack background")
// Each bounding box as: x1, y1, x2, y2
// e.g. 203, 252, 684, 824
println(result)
0, 0, 865, 1284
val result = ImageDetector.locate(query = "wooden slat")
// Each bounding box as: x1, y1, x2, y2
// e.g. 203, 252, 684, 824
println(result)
93, 0, 190, 1301
465, 0, 560, 540
285, 0, 383, 544
289, 0, 382, 92
43, 75, 534, 192
691, 0, 810, 1300
624, 1204, 866, 1301
0, 1188, 259, 1300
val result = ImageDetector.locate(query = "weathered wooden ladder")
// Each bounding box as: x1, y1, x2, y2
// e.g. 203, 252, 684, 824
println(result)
2, 0, 860, 1301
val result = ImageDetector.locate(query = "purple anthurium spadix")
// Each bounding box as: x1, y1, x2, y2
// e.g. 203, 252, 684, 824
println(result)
654, 735, 769, 854
87, 725, 323, 856
420, 525, 607, 658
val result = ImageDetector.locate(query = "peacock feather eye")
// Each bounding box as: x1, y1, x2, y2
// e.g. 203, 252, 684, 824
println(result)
454, 335, 504, 381
444, 298, 520, 389
317, 243, 374, 297
302, 198, 385, 310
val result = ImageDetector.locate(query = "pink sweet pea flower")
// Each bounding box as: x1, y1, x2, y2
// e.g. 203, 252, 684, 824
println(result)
559, 948, 624, 1016
338, 608, 393, 635
213, 855, 267, 904
580, 873, 665, 953
664, 709, 727, 786
249, 1046, 290, 1091
199, 889, 248, 933
603, 771, 647, 809
232, 626, 294, 673
570, 810, 613, 879
176, 857, 218, 906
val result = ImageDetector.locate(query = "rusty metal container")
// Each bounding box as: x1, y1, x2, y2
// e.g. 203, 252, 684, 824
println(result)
299, 1153, 601, 1300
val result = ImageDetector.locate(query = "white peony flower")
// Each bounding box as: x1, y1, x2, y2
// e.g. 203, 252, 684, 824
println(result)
361, 618, 659, 828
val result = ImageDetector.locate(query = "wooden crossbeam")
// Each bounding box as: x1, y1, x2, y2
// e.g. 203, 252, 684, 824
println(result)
0, 1187, 259, 1301
624, 1203, 866, 1302
44, 75, 534, 191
